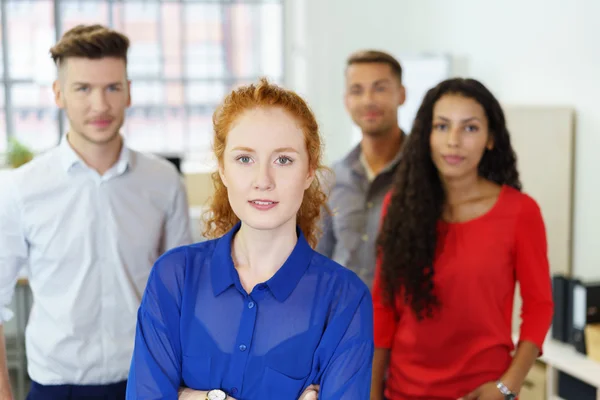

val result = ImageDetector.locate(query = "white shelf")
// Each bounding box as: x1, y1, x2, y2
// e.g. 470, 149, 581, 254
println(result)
514, 334, 600, 399
539, 337, 600, 388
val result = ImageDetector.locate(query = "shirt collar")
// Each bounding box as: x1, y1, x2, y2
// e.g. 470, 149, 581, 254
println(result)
211, 222, 314, 302
59, 135, 82, 172
59, 134, 131, 175
345, 130, 405, 178
358, 151, 376, 182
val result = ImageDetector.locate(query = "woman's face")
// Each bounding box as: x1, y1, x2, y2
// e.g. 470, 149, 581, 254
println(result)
219, 106, 314, 234
429, 94, 493, 183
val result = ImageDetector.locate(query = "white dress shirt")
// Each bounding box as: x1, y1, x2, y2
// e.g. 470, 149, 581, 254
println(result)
0, 138, 192, 385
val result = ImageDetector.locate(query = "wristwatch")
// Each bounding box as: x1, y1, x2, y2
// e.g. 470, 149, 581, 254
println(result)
206, 389, 228, 400
496, 381, 517, 400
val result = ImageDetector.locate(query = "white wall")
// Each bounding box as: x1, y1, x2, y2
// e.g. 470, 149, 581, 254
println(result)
290, 0, 600, 280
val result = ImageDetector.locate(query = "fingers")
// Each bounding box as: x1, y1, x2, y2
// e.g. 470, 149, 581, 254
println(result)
304, 391, 318, 400
306, 384, 320, 392
457, 390, 478, 400
299, 384, 320, 400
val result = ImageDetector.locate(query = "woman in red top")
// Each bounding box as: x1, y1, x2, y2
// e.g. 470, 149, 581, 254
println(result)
371, 78, 554, 400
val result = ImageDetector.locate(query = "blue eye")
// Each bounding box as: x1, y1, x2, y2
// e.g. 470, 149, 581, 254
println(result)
237, 156, 251, 164
276, 156, 293, 165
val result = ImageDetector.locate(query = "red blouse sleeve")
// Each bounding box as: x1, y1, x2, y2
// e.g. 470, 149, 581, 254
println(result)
372, 191, 400, 349
515, 195, 554, 354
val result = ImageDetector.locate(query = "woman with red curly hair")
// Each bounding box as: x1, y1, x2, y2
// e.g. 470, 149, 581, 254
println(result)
126, 79, 374, 400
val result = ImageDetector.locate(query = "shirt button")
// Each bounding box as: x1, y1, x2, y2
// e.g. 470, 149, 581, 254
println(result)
239, 344, 247, 352
248, 301, 255, 309
362, 234, 369, 242
231, 388, 238, 395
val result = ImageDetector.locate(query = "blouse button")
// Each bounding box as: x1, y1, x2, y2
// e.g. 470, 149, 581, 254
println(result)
231, 388, 238, 395
239, 344, 247, 352
248, 301, 255, 309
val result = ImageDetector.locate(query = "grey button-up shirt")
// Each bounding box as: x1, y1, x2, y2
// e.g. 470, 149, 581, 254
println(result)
317, 143, 402, 288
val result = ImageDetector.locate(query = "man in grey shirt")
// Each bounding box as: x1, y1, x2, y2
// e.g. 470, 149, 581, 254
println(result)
318, 50, 406, 287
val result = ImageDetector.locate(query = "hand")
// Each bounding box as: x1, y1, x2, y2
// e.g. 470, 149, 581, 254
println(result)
0, 392, 12, 400
178, 388, 237, 400
458, 381, 505, 400
298, 384, 319, 400
0, 385, 13, 400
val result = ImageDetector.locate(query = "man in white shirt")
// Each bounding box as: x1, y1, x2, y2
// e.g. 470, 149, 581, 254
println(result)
0, 24, 192, 400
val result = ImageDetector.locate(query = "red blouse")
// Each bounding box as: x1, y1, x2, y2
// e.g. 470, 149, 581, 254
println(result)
373, 185, 554, 400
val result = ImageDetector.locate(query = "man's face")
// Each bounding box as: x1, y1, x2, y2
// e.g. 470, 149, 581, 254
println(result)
344, 62, 405, 137
53, 57, 131, 145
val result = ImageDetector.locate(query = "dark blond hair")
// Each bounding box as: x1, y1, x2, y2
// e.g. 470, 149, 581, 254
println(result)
347, 50, 403, 83
203, 78, 329, 248
50, 24, 130, 66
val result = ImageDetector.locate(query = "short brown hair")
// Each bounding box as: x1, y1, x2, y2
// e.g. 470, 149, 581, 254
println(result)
203, 78, 329, 248
49, 24, 130, 66
346, 50, 403, 82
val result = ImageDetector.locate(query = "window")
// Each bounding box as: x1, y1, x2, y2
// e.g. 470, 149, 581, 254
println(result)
0, 0, 284, 170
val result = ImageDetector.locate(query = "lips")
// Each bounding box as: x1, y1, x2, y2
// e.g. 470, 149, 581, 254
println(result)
442, 155, 465, 165
363, 112, 382, 119
89, 119, 113, 128
248, 199, 279, 211
251, 200, 275, 205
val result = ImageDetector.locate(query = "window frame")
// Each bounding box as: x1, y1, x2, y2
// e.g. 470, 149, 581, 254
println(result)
0, 0, 286, 171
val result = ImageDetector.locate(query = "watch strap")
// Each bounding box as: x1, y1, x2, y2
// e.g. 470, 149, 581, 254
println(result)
496, 381, 516, 399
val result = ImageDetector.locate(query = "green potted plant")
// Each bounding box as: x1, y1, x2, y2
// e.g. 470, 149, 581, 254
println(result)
7, 137, 34, 168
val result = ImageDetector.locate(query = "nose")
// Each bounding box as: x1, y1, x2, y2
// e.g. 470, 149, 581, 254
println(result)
446, 126, 461, 148
253, 162, 275, 191
360, 89, 376, 106
91, 89, 109, 113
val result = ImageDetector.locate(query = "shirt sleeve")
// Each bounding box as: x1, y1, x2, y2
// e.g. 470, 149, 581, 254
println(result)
315, 204, 336, 258
126, 248, 187, 400
313, 278, 374, 400
515, 195, 554, 354
160, 177, 193, 253
372, 191, 399, 349
0, 173, 27, 324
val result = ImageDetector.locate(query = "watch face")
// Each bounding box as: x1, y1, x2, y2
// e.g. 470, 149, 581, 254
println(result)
208, 390, 227, 400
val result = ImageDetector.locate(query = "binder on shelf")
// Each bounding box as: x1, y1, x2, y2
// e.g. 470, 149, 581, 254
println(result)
551, 274, 569, 342
571, 280, 587, 354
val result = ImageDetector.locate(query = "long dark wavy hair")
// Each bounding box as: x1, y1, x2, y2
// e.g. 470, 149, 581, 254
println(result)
377, 78, 522, 320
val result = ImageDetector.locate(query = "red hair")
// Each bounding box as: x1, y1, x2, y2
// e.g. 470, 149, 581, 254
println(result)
202, 78, 329, 248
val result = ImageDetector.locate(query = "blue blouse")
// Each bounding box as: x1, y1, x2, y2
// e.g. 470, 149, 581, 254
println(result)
126, 223, 374, 399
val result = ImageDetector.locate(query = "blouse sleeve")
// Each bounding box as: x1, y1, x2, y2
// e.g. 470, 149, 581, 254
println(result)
372, 191, 400, 349
126, 248, 187, 399
312, 276, 374, 400
514, 195, 554, 354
